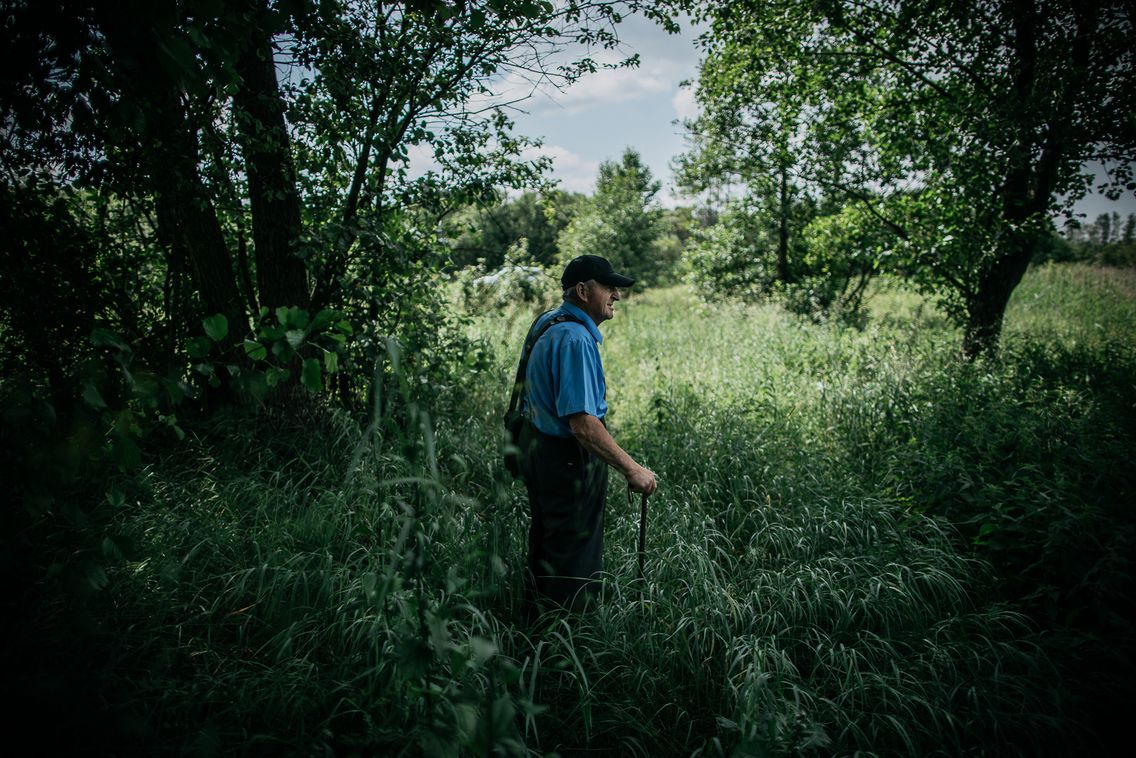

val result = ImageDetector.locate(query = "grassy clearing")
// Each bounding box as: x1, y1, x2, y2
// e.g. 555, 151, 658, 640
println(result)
11, 263, 1135, 756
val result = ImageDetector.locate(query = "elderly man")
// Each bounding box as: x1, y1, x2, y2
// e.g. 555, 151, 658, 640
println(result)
515, 254, 657, 614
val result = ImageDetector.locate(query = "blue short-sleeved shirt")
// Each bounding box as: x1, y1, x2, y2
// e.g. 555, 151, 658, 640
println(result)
522, 302, 606, 438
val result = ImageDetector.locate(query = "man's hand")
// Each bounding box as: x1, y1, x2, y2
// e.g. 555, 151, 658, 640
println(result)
626, 464, 657, 495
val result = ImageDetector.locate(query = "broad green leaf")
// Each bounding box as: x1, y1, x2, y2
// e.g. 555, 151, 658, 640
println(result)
91, 328, 128, 351
243, 340, 267, 361
271, 340, 295, 363
238, 369, 269, 402
301, 358, 322, 390
82, 561, 109, 591
276, 306, 310, 329
202, 313, 228, 342
82, 382, 107, 409
266, 367, 291, 387
187, 336, 212, 359
323, 350, 339, 373
285, 329, 306, 349
310, 308, 340, 333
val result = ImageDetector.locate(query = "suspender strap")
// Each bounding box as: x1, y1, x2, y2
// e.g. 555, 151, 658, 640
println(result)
507, 311, 585, 418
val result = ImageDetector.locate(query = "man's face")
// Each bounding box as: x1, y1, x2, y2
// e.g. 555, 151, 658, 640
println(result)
578, 280, 622, 324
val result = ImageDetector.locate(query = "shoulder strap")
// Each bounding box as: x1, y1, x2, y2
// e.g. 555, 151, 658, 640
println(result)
507, 311, 585, 417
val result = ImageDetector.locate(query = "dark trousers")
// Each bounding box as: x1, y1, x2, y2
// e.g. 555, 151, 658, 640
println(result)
519, 423, 609, 613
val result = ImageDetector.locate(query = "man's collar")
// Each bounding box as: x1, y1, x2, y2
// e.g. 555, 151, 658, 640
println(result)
559, 302, 603, 344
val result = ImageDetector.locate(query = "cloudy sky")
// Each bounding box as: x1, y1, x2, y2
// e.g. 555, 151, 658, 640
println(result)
494, 13, 701, 208
447, 13, 1134, 223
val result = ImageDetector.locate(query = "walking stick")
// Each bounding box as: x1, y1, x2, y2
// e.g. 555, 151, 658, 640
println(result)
635, 489, 648, 581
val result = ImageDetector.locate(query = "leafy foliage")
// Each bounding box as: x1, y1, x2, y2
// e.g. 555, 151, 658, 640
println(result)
441, 190, 587, 271
679, 0, 1136, 355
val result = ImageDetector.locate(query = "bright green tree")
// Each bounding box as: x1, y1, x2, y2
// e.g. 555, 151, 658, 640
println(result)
557, 148, 677, 286
680, 0, 1136, 356
442, 190, 586, 271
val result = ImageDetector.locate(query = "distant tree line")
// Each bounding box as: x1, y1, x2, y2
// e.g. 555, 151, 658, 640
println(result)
1054, 212, 1136, 266
442, 148, 712, 289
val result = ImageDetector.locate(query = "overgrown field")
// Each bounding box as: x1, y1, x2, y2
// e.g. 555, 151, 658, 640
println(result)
7, 263, 1135, 756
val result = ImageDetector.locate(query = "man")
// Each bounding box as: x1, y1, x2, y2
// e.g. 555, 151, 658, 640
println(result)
517, 254, 657, 614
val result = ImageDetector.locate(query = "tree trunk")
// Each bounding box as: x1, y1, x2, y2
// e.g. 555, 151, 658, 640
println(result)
234, 0, 309, 312
148, 87, 246, 347
961, 232, 1034, 358
97, 2, 246, 348
961, 0, 1044, 360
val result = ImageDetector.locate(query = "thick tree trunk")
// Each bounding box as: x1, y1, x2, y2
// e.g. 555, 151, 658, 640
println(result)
234, 1, 309, 311
961, 233, 1034, 358
961, 0, 1045, 359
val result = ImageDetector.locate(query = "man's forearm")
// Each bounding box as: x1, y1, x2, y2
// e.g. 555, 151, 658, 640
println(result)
568, 413, 636, 474
568, 413, 657, 495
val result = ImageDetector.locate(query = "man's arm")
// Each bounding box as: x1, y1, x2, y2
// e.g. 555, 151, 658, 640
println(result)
568, 413, 657, 495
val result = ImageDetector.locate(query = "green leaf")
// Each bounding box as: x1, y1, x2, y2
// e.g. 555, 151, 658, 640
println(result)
102, 536, 125, 560
310, 308, 340, 333
259, 325, 284, 342
398, 637, 432, 679
276, 306, 310, 329
271, 340, 295, 363
243, 340, 268, 361
187, 336, 213, 359
202, 313, 228, 342
82, 561, 109, 591
285, 329, 307, 349
111, 433, 141, 470
301, 358, 322, 391
82, 382, 107, 410
238, 369, 269, 402
469, 636, 497, 668
106, 488, 126, 509
323, 350, 339, 373
266, 367, 291, 387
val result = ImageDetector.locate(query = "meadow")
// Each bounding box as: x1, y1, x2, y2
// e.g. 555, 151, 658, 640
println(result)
12, 263, 1135, 756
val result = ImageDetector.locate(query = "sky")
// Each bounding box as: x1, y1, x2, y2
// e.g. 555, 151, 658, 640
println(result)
434, 13, 1135, 224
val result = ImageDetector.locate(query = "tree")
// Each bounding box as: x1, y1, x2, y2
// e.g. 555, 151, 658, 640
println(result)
557, 148, 676, 286
680, 0, 1136, 356
442, 190, 586, 271
1, 0, 673, 399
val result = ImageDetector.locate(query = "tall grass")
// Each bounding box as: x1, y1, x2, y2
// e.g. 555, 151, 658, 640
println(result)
11, 263, 1134, 755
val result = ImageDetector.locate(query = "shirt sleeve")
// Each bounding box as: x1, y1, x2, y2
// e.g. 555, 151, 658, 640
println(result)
552, 330, 604, 420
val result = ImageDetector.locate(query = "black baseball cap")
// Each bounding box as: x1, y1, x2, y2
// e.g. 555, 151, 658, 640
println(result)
560, 255, 636, 288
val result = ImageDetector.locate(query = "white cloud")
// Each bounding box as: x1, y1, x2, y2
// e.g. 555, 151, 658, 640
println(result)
521, 144, 599, 194
470, 48, 675, 117
672, 85, 700, 121
404, 142, 440, 179
535, 63, 671, 116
